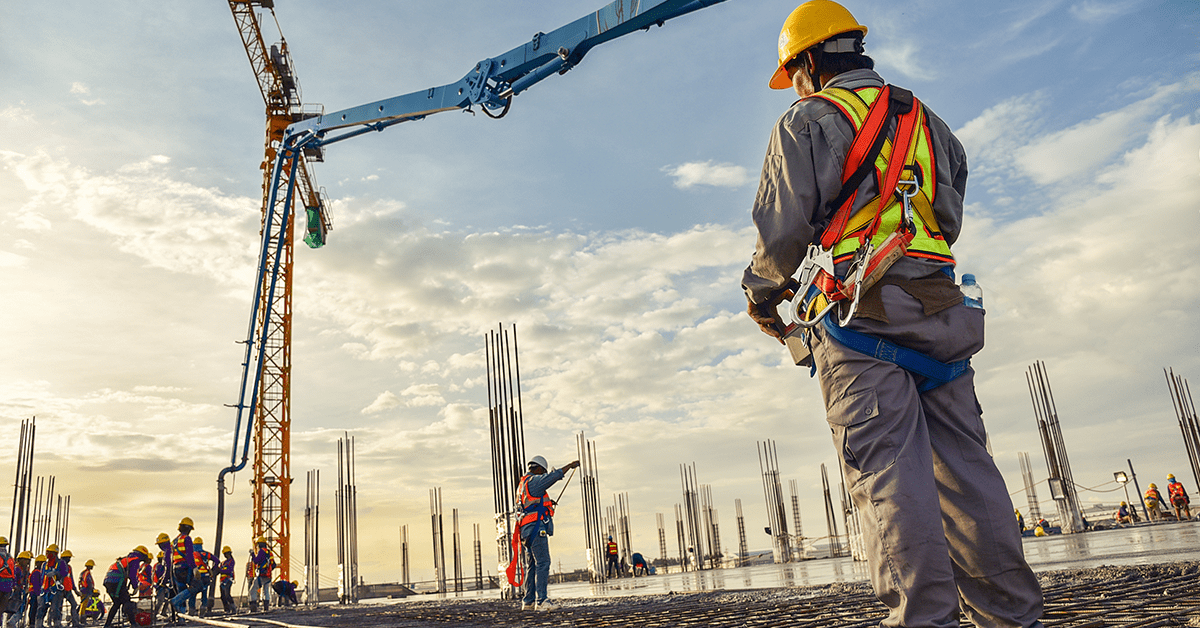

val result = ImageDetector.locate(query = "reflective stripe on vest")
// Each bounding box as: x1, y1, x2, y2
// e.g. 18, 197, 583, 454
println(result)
811, 86, 954, 265
172, 535, 190, 565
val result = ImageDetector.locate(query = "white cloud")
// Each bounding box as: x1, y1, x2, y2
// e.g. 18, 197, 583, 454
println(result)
662, 160, 752, 189
1069, 0, 1134, 23
362, 391, 402, 414
69, 81, 104, 106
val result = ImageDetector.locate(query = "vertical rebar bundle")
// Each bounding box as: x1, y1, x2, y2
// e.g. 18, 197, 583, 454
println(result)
335, 434, 359, 603
576, 433, 605, 582
304, 469, 319, 605
735, 499, 748, 567
612, 492, 632, 571
679, 463, 708, 571
673, 504, 687, 571
1018, 451, 1043, 523
399, 525, 409, 587
656, 512, 668, 566
790, 479, 805, 561
1165, 369, 1200, 490
452, 508, 462, 594
8, 417, 35, 556
700, 485, 720, 569
821, 464, 844, 558
486, 324, 527, 598
1026, 361, 1084, 533
473, 523, 483, 592
757, 440, 792, 563
837, 466, 864, 561
429, 488, 446, 594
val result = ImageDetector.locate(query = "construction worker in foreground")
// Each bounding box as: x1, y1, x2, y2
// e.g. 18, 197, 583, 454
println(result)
0, 538, 13, 625
517, 455, 579, 611
248, 537, 276, 612
27, 555, 45, 628
38, 543, 62, 628
741, 3, 1044, 626
55, 549, 80, 628
169, 517, 197, 614
102, 547, 149, 628
1167, 474, 1191, 520
191, 538, 216, 614
216, 546, 237, 614
76, 560, 96, 622
6, 551, 31, 628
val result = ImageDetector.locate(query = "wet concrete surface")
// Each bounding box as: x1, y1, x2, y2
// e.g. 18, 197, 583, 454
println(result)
204, 521, 1200, 627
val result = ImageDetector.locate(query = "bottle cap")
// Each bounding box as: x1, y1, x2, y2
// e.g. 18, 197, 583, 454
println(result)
962, 273, 976, 284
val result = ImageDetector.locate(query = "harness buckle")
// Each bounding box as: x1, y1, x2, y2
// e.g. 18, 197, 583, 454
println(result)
785, 245, 837, 333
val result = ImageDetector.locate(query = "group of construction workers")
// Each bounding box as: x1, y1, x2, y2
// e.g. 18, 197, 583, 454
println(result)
0, 516, 291, 628
1141, 475, 1192, 522
0, 537, 97, 628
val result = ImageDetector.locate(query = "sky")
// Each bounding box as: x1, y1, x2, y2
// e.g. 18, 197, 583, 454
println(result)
2, 0, 1199, 589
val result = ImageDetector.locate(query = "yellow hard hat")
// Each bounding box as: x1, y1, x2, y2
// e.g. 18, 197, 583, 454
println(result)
156, 533, 170, 544
256, 536, 267, 545
222, 546, 232, 554
134, 546, 151, 560
85, 559, 95, 568
1149, 483, 1157, 489
769, 0, 868, 89
179, 517, 195, 528
1121, 501, 1127, 506
1169, 473, 1176, 479
291, 580, 298, 586
61, 550, 73, 558
46, 544, 59, 554
194, 537, 204, 546
0, 536, 7, 546
157, 551, 165, 559
18, 551, 33, 560
35, 555, 46, 563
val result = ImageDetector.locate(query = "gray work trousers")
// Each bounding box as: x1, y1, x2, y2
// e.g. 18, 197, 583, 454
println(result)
811, 285, 1043, 628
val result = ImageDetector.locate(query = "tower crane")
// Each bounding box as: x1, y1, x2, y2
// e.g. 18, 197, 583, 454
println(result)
211, 0, 728, 605
217, 0, 333, 585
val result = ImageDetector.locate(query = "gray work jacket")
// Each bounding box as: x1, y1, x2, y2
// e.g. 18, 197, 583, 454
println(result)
741, 69, 969, 305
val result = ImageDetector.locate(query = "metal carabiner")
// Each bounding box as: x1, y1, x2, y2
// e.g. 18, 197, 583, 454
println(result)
836, 241, 873, 326
785, 245, 838, 332
896, 176, 920, 234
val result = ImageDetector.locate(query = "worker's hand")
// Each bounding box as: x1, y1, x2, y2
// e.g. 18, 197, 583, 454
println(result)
564, 460, 580, 471
746, 290, 793, 345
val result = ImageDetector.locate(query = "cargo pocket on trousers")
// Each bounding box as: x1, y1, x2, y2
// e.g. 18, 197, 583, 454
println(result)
826, 388, 889, 477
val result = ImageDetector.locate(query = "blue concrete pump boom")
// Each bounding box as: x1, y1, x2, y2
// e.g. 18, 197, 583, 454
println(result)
212, 0, 729, 596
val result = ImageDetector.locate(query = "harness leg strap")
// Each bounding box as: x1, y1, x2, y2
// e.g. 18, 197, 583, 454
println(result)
820, 315, 969, 391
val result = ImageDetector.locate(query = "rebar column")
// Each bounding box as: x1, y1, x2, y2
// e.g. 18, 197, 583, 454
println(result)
9, 417, 35, 556
400, 525, 409, 586
656, 513, 667, 568
1027, 361, 1084, 533
758, 440, 792, 563
1018, 451, 1043, 523
735, 499, 748, 567
789, 479, 805, 561
429, 488, 446, 594
486, 324, 527, 599
335, 435, 359, 603
679, 463, 708, 570
821, 464, 843, 558
1165, 369, 1200, 491
473, 524, 482, 592
304, 469, 319, 605
577, 433, 605, 582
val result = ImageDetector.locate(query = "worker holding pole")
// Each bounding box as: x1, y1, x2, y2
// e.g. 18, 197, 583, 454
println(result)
513, 456, 579, 611
742, 2, 1044, 626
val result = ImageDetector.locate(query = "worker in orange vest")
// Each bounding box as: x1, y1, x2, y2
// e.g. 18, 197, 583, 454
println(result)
1167, 474, 1192, 520
605, 536, 620, 578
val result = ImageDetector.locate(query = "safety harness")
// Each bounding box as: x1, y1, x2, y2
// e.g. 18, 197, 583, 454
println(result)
505, 474, 556, 587
780, 82, 968, 391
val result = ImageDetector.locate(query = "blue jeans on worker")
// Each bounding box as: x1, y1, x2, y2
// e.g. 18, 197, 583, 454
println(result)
171, 568, 195, 613
521, 533, 551, 605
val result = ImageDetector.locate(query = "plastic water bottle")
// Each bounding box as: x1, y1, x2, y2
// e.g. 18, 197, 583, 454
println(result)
960, 273, 984, 309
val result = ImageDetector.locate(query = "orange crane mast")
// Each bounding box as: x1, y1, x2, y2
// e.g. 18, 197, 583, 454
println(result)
226, 0, 331, 581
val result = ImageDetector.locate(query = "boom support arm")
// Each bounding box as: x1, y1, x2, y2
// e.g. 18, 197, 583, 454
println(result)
286, 0, 727, 149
